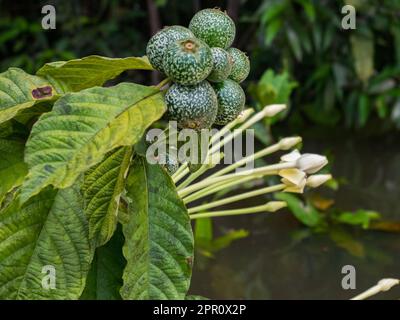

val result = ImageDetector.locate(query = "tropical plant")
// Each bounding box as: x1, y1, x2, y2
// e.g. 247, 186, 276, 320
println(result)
0, 8, 331, 300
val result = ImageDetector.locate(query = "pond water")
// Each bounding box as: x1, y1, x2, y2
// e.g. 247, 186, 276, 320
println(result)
190, 133, 400, 299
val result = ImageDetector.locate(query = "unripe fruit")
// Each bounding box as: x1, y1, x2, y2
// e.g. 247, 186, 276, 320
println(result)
227, 48, 250, 83
163, 38, 213, 85
207, 47, 233, 83
146, 26, 194, 73
212, 79, 245, 125
165, 81, 218, 130
189, 8, 236, 49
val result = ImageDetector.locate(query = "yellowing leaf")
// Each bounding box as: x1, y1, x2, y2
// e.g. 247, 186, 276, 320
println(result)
21, 83, 165, 203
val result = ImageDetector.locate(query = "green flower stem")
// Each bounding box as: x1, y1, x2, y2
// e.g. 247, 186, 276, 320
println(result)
172, 109, 253, 184
177, 152, 224, 190
209, 105, 285, 156
183, 175, 260, 204
172, 166, 190, 183
188, 184, 286, 213
209, 108, 254, 145
172, 162, 187, 180
207, 137, 301, 180
208, 143, 280, 180
189, 201, 287, 220
178, 162, 295, 198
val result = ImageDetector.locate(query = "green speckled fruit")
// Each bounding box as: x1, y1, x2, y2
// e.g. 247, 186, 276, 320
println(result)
208, 47, 233, 83
227, 48, 250, 83
189, 8, 236, 49
163, 38, 213, 85
212, 79, 245, 125
165, 81, 218, 130
146, 25, 194, 73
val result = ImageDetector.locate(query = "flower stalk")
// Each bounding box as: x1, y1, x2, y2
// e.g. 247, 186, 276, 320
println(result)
188, 184, 285, 213
189, 201, 287, 220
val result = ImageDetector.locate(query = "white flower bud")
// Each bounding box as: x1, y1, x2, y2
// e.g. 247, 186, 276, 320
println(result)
279, 137, 302, 150
296, 153, 328, 174
306, 174, 332, 188
265, 201, 287, 212
280, 149, 301, 162
377, 278, 400, 292
263, 104, 287, 117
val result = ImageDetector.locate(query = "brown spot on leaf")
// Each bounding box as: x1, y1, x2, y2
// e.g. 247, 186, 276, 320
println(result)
32, 86, 53, 99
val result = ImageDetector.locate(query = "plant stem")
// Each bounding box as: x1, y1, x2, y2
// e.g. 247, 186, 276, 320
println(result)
189, 201, 287, 219
207, 143, 281, 180
210, 108, 254, 145
177, 152, 223, 190
155, 78, 170, 89
173, 166, 189, 183
351, 279, 400, 300
188, 184, 285, 213
172, 162, 187, 179
178, 162, 294, 198
183, 175, 259, 204
208, 105, 286, 157
208, 137, 301, 179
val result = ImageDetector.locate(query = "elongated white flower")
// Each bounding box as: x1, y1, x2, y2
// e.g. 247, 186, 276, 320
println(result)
265, 201, 287, 212
263, 104, 287, 117
296, 153, 328, 174
280, 149, 301, 162
280, 150, 328, 174
306, 174, 332, 188
279, 137, 302, 150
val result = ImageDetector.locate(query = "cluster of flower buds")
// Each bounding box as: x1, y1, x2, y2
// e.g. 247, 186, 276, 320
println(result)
169, 104, 332, 219
279, 149, 331, 193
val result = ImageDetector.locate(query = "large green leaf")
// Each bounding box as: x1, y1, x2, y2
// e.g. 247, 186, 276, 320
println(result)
0, 185, 91, 299
83, 146, 133, 247
80, 226, 125, 300
0, 68, 57, 124
121, 157, 194, 300
21, 82, 165, 203
0, 139, 28, 203
37, 55, 153, 92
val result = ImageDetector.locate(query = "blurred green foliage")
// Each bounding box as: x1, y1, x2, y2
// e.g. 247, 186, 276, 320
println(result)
255, 0, 400, 129
0, 0, 399, 129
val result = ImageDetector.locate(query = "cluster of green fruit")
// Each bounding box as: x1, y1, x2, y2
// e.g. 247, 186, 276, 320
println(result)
146, 8, 250, 130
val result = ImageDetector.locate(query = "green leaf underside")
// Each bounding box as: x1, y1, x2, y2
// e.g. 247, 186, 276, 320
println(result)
0, 185, 91, 299
84, 146, 133, 247
80, 226, 125, 300
0, 68, 56, 124
36, 55, 153, 92
21, 82, 166, 203
0, 139, 28, 202
121, 157, 194, 300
